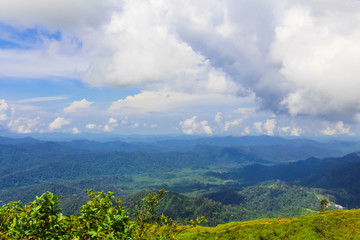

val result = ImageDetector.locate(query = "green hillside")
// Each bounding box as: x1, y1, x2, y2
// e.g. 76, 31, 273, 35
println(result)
1, 136, 360, 230
120, 181, 328, 227
177, 209, 360, 239
1, 189, 358, 239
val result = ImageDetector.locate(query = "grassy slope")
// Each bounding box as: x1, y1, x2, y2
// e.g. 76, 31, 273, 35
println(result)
177, 209, 360, 239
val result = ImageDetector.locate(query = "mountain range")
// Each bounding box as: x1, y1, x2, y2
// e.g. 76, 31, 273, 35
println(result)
1, 135, 360, 224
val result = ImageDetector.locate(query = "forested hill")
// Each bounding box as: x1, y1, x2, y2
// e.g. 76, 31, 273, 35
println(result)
1, 189, 359, 239
205, 152, 360, 208
121, 180, 324, 226
205, 152, 360, 185
1, 135, 360, 224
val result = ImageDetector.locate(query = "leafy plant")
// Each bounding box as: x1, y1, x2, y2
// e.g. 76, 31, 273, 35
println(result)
319, 199, 330, 212
0, 189, 206, 239
0, 191, 63, 239
131, 189, 207, 239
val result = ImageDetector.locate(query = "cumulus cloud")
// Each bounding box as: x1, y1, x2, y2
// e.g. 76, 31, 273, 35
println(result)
290, 126, 303, 136
214, 112, 223, 124
180, 116, 213, 135
64, 99, 94, 113
242, 126, 251, 136
103, 117, 119, 132
279, 124, 303, 136
264, 118, 277, 136
49, 117, 70, 131
279, 126, 291, 133
224, 118, 243, 132
253, 122, 263, 133
108, 117, 118, 125
82, 0, 239, 95
0, 99, 10, 122
71, 127, 80, 134
321, 121, 353, 136
1, 0, 360, 133
103, 125, 113, 132
85, 123, 96, 129
1, 99, 58, 134
7, 117, 43, 133
272, 0, 360, 120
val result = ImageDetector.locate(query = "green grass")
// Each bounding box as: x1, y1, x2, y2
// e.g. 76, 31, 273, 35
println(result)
176, 209, 360, 239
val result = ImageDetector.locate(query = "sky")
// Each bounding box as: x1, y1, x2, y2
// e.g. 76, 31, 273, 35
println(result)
0, 0, 360, 138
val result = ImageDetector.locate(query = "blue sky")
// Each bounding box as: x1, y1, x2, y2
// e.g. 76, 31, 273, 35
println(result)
0, 0, 360, 138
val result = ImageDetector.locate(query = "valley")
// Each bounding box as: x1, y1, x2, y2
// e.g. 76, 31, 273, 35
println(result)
0, 135, 360, 226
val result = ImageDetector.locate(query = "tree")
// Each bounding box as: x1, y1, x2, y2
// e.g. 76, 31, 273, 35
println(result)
319, 199, 329, 212
0, 189, 206, 239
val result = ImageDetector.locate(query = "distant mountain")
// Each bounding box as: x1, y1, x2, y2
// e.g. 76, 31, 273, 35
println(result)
2, 135, 360, 161
58, 139, 156, 152
1, 135, 360, 220
205, 152, 360, 208
299, 153, 360, 208
0, 136, 39, 145
205, 152, 360, 185
59, 136, 360, 162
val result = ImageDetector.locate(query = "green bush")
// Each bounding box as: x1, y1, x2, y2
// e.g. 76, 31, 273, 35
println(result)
0, 189, 205, 239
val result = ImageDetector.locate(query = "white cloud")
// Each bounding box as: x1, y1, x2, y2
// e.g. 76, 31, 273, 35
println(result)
71, 127, 80, 134
85, 123, 96, 129
264, 118, 277, 136
290, 126, 303, 136
102, 117, 119, 132
253, 122, 263, 133
64, 99, 94, 113
7, 117, 43, 133
224, 118, 243, 132
321, 121, 353, 136
108, 117, 118, 125
0, 99, 10, 122
108, 90, 249, 117
1, 0, 360, 133
279, 124, 303, 137
242, 126, 250, 136
17, 96, 67, 103
180, 116, 213, 135
272, 1, 360, 119
103, 124, 110, 132
103, 125, 113, 132
279, 126, 291, 133
214, 112, 223, 124
49, 117, 71, 131
82, 1, 239, 95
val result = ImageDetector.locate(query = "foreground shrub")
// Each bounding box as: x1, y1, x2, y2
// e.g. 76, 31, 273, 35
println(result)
0, 189, 205, 239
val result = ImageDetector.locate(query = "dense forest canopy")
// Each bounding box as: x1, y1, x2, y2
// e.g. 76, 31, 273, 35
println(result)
0, 135, 359, 229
